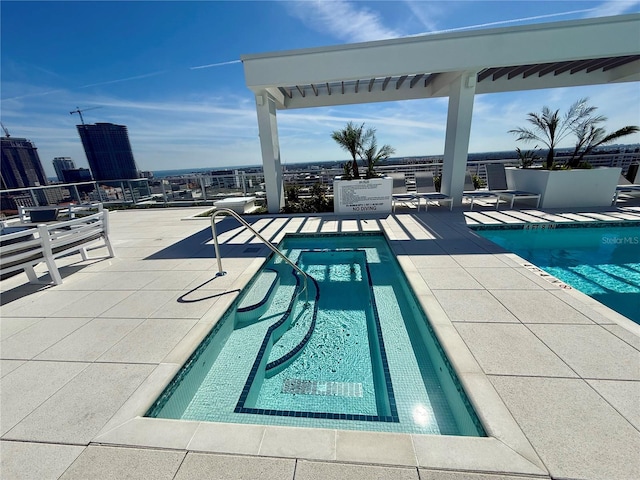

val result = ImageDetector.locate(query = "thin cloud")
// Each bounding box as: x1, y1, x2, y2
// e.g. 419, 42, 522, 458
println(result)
190, 60, 241, 70
411, 9, 597, 36
290, 0, 403, 42
587, 0, 640, 17
78, 71, 167, 89
2, 71, 168, 101
403, 0, 447, 32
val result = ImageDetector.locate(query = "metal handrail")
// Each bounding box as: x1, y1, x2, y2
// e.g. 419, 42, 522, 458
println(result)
210, 208, 309, 306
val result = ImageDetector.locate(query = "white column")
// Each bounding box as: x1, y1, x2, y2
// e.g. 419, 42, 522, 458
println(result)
441, 72, 476, 206
255, 92, 284, 213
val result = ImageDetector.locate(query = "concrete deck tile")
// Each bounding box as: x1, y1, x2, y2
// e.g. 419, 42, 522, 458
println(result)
528, 324, 640, 380
94, 417, 199, 450
1, 289, 91, 317
587, 379, 640, 429
454, 373, 543, 470
98, 270, 160, 289
148, 290, 222, 319
0, 316, 42, 338
59, 445, 184, 480
0, 359, 25, 377
418, 470, 547, 480
188, 422, 265, 455
0, 440, 85, 480
451, 254, 512, 268
466, 267, 544, 290
412, 436, 546, 476
490, 290, 594, 324
1, 360, 88, 435
0, 317, 92, 359
98, 290, 174, 318
405, 253, 459, 268
490, 375, 640, 480
294, 460, 419, 479
455, 323, 576, 377
433, 290, 519, 323
549, 288, 621, 324
47, 290, 134, 318
419, 267, 484, 290
4, 363, 154, 444
173, 452, 295, 480
260, 425, 336, 461
141, 270, 209, 290
35, 318, 144, 362
188, 270, 244, 290
603, 324, 640, 350
98, 318, 198, 363
335, 430, 416, 466
50, 271, 136, 291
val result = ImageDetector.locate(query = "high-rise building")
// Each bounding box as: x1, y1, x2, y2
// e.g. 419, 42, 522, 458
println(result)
52, 157, 76, 182
1, 135, 49, 189
77, 123, 139, 181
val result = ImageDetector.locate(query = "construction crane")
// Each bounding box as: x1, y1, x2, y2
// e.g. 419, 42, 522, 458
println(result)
70, 106, 102, 125
1, 122, 10, 137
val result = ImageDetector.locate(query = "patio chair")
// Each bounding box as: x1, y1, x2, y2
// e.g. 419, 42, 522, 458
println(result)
462, 172, 500, 210
390, 173, 416, 212
485, 163, 541, 209
613, 167, 640, 205
414, 172, 453, 211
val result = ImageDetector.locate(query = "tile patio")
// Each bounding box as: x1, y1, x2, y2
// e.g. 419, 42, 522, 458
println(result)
1, 203, 639, 479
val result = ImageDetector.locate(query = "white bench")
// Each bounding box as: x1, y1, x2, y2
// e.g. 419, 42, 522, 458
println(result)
0, 209, 115, 285
213, 196, 257, 214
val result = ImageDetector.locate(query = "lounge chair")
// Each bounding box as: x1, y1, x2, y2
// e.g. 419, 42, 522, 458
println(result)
613, 166, 640, 205
413, 172, 453, 211
462, 172, 500, 210
485, 163, 541, 209
390, 173, 416, 212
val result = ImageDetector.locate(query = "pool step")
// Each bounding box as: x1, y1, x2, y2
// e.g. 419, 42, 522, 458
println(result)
236, 269, 279, 326
264, 270, 320, 378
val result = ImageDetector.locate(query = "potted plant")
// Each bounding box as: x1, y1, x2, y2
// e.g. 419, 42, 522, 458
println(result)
506, 98, 639, 208
331, 122, 395, 213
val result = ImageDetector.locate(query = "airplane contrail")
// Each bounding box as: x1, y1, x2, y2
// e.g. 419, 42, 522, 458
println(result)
78, 71, 167, 89
411, 8, 597, 36
190, 59, 241, 70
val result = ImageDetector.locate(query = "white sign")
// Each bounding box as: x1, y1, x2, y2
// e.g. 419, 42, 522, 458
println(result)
333, 177, 393, 214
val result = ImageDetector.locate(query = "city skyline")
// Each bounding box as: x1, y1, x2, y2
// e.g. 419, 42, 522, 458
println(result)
2, 1, 639, 178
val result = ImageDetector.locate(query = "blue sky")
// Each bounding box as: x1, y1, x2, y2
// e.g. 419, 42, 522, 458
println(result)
2, 1, 639, 177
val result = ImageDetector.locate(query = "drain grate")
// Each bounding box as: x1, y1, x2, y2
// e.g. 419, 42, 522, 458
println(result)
244, 246, 262, 253
282, 378, 363, 397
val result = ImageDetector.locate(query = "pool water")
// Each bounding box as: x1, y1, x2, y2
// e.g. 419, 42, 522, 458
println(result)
475, 224, 640, 324
147, 233, 484, 436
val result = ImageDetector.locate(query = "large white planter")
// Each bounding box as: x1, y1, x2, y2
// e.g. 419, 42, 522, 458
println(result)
333, 176, 393, 214
505, 167, 621, 208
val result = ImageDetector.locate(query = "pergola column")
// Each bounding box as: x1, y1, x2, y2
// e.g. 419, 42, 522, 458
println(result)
441, 72, 477, 206
255, 92, 284, 213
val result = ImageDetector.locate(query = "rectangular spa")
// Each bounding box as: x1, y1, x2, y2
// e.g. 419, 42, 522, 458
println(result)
147, 233, 484, 436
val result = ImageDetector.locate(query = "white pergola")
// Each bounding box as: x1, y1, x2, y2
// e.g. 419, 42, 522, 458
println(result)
241, 14, 640, 213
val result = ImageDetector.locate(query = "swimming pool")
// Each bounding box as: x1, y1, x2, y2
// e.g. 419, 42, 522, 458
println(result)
147, 233, 484, 436
474, 223, 640, 324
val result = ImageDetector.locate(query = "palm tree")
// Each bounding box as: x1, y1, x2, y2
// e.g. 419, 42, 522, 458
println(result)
567, 122, 639, 168
362, 132, 395, 178
331, 122, 372, 179
509, 98, 598, 169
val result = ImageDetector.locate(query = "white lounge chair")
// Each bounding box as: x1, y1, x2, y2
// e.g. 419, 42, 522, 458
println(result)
485, 163, 541, 209
414, 172, 453, 211
462, 172, 500, 210
613, 165, 640, 205
390, 173, 416, 212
